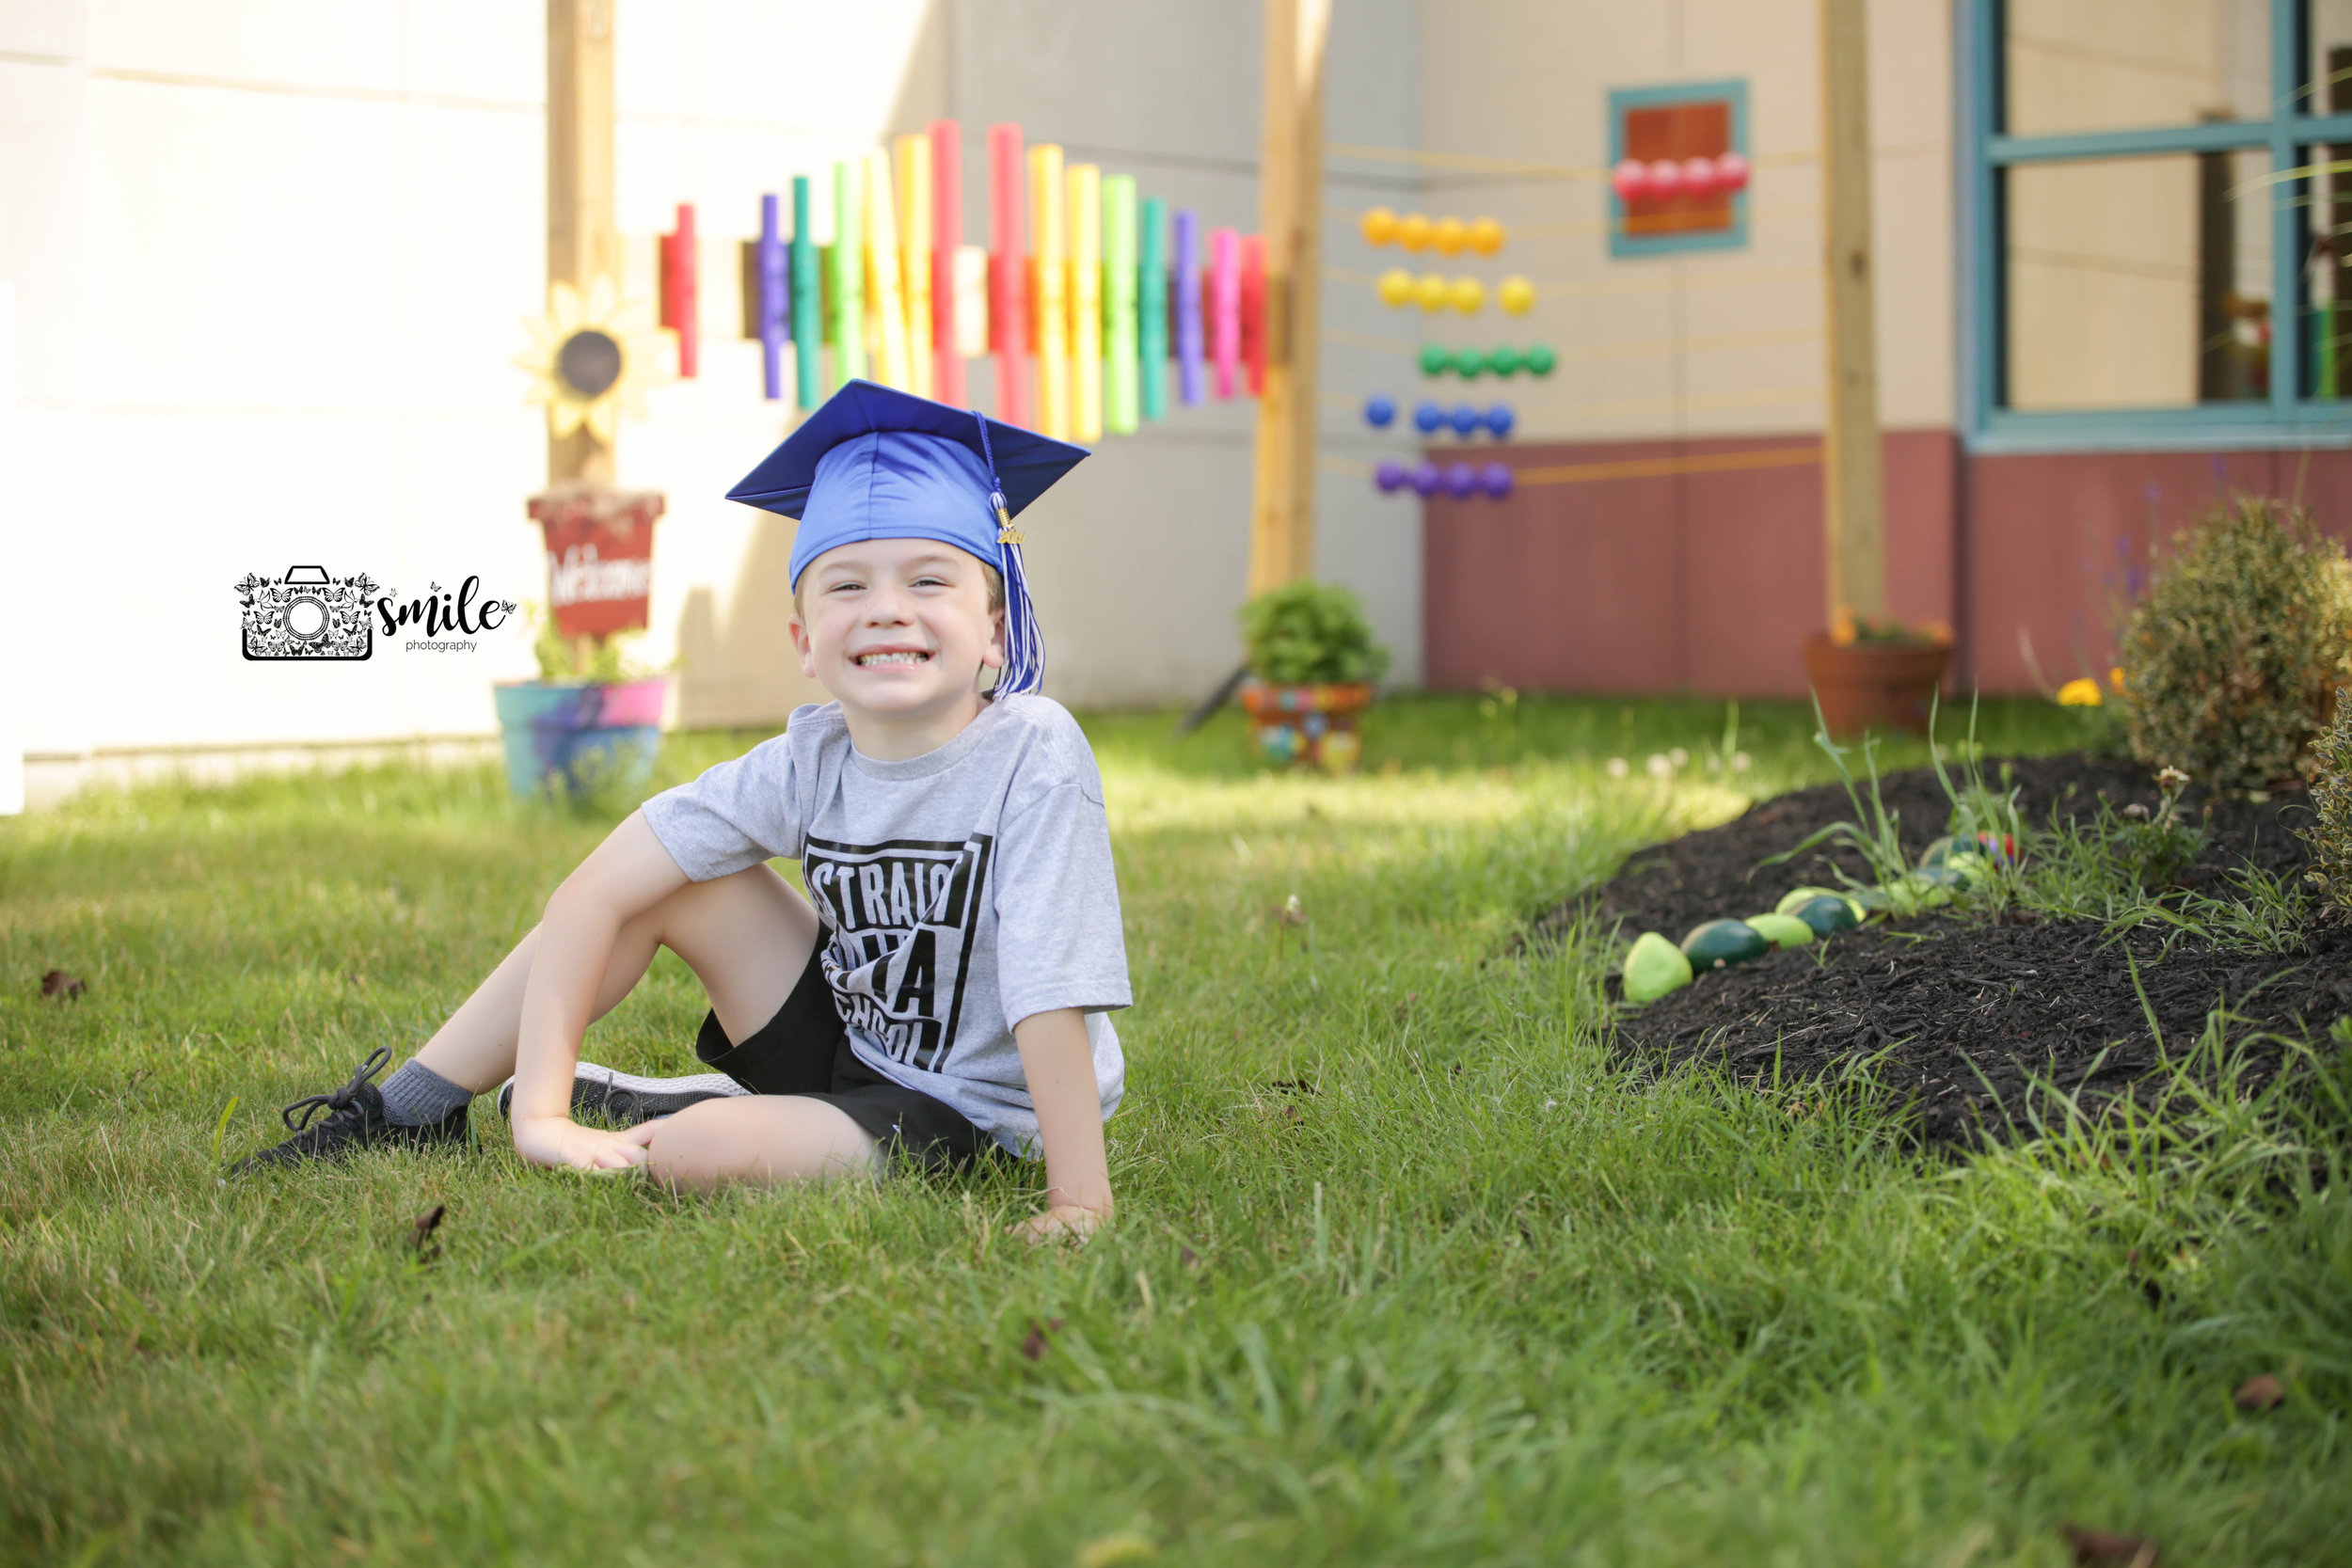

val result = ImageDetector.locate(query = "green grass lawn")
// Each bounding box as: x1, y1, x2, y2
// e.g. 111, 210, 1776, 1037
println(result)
3, 695, 2345, 1565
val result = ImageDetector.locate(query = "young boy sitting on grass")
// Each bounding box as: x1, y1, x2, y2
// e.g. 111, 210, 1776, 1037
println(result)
233, 381, 1128, 1242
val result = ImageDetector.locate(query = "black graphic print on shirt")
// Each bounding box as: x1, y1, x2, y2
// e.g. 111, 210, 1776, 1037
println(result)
801, 834, 993, 1071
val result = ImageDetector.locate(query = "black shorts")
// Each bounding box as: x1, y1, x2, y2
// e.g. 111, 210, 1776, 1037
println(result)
691, 942, 990, 1170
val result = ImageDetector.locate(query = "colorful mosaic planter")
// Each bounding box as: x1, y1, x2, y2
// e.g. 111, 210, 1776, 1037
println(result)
1238, 679, 1375, 771
492, 677, 669, 800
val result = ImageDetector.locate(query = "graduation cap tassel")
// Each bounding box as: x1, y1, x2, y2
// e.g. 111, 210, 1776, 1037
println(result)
995, 529, 1044, 696
974, 411, 1045, 697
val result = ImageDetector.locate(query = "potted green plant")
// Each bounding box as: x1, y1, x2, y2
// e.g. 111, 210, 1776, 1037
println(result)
1236, 580, 1390, 770
1802, 612, 1952, 737
491, 606, 670, 800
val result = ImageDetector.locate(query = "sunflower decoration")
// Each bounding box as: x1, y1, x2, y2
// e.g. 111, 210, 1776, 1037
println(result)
516, 276, 672, 444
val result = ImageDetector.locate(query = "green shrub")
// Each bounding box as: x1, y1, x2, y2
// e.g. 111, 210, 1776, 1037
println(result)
2120, 498, 2352, 789
2305, 694, 2352, 920
527, 602, 660, 684
1239, 579, 1391, 687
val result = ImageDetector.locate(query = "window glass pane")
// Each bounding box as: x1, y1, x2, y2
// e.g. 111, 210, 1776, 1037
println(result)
2005, 151, 2273, 409
2007, 0, 2269, 136
2306, 1, 2352, 117
2307, 8, 2352, 398
2304, 138, 2350, 396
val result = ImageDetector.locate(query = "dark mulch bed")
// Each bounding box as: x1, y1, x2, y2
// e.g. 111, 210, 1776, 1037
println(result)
1541, 753, 2351, 1145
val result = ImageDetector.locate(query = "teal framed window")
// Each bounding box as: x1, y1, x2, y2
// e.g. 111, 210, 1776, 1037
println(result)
1961, 0, 2352, 449
1608, 80, 1750, 259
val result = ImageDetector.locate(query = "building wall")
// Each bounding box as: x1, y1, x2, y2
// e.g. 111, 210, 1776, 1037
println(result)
0, 0, 1422, 764
1424, 430, 1958, 696
1963, 449, 2352, 691
1390, 0, 1955, 451
1408, 0, 2351, 702
1398, 0, 1970, 695
1426, 432, 2352, 700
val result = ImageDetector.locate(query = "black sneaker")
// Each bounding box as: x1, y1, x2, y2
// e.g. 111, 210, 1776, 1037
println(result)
495, 1063, 743, 1128
228, 1047, 470, 1175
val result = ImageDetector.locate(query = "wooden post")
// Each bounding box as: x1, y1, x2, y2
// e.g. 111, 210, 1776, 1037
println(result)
547, 0, 617, 486
1248, 0, 1330, 596
1819, 0, 1887, 625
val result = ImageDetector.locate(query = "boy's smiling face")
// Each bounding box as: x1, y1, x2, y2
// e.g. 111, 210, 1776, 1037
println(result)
789, 537, 1005, 735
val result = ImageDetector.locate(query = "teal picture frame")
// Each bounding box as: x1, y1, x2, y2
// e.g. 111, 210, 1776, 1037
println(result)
1607, 79, 1751, 259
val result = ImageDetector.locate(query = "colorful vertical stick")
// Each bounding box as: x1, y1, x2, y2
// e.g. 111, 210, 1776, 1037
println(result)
1239, 233, 1265, 396
952, 245, 991, 356
930, 119, 963, 404
1209, 226, 1240, 400
1102, 175, 1138, 434
1174, 208, 1204, 405
660, 203, 699, 377
1137, 196, 1168, 420
831, 161, 866, 387
758, 192, 788, 400
895, 133, 933, 399
987, 123, 1028, 425
1067, 162, 1103, 442
1028, 143, 1070, 439
791, 175, 821, 409
865, 151, 911, 389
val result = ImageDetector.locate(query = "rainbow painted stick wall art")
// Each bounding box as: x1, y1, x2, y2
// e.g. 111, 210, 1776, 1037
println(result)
739, 121, 1271, 438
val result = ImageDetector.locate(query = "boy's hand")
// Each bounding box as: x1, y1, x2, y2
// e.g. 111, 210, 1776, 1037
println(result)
1010, 1008, 1115, 1244
512, 1116, 656, 1173
1009, 1203, 1111, 1245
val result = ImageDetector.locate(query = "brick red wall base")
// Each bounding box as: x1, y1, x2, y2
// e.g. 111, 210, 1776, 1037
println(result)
1421, 433, 2352, 696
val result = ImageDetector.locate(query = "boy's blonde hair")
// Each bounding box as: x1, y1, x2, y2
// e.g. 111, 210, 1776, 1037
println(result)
792, 560, 1006, 621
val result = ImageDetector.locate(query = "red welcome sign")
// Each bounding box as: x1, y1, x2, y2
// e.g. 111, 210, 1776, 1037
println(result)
527, 484, 666, 638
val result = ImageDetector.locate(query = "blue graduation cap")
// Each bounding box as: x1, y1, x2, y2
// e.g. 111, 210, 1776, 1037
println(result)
726, 380, 1089, 697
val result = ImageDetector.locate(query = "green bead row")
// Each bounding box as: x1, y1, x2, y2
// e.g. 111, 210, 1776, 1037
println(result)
1420, 343, 1558, 379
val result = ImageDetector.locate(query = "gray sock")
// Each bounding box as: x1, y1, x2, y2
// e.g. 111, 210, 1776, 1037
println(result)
378, 1060, 473, 1127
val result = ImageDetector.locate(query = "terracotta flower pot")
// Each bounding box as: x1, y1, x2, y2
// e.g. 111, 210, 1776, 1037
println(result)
1803, 635, 1949, 737
1237, 678, 1374, 771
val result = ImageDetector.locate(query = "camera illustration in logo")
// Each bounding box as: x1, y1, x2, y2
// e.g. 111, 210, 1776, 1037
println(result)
235, 566, 381, 660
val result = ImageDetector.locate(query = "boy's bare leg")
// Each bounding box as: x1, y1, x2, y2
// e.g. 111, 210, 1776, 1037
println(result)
639, 1096, 882, 1193
421, 860, 887, 1185
411, 863, 821, 1093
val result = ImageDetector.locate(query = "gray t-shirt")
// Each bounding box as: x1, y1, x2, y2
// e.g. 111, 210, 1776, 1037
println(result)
640, 694, 1129, 1154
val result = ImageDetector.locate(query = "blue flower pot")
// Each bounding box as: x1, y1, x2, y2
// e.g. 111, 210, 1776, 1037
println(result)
492, 678, 667, 800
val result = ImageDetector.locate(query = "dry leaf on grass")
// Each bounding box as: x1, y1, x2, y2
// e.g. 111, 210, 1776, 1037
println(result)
1020, 1317, 1064, 1362
409, 1204, 447, 1262
2233, 1373, 2285, 1411
2060, 1523, 2160, 1567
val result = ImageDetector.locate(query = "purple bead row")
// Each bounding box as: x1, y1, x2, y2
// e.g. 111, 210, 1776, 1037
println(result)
1375, 460, 1515, 499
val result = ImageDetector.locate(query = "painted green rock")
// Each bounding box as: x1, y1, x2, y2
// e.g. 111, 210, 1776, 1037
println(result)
1743, 911, 1817, 947
1623, 931, 1694, 1004
1775, 885, 1866, 923
1788, 894, 1860, 936
1681, 919, 1772, 971
1902, 868, 1961, 907
1945, 849, 1994, 884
